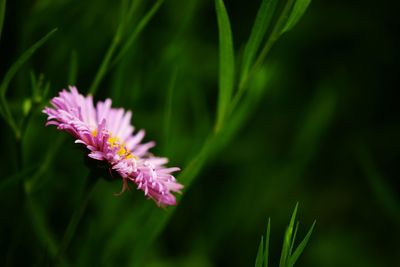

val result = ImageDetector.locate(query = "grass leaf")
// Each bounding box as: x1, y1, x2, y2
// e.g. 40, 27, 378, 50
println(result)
112, 0, 164, 66
356, 145, 400, 223
264, 218, 271, 267
288, 220, 315, 266
240, 0, 278, 88
253, 0, 295, 69
281, 0, 312, 34
255, 236, 264, 267
215, 0, 235, 132
89, 0, 164, 95
289, 221, 299, 257
279, 202, 298, 267
163, 69, 178, 155
0, 28, 57, 135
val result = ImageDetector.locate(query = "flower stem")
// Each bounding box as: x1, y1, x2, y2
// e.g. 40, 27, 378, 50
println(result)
57, 173, 98, 262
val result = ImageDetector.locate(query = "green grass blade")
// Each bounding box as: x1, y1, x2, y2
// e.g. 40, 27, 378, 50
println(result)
25, 135, 65, 193
68, 50, 78, 85
288, 220, 315, 266
215, 0, 235, 132
356, 145, 400, 223
0, 28, 57, 135
89, 0, 163, 95
253, 0, 295, 70
281, 0, 311, 34
279, 203, 298, 267
288, 221, 299, 257
163, 69, 178, 155
0, 0, 5, 41
88, 24, 123, 95
255, 236, 264, 267
291, 87, 336, 159
240, 0, 278, 88
264, 218, 271, 267
112, 0, 164, 66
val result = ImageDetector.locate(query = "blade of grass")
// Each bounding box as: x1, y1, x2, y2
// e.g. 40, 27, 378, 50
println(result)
279, 203, 298, 267
255, 236, 264, 267
88, 18, 124, 95
253, 0, 295, 70
68, 50, 78, 85
288, 220, 315, 266
0, 0, 5, 41
0, 28, 57, 136
111, 0, 164, 67
215, 0, 235, 132
356, 145, 400, 223
288, 221, 299, 257
163, 68, 178, 155
230, 0, 295, 114
281, 0, 311, 34
240, 0, 278, 89
264, 218, 271, 267
24, 135, 65, 193
89, 0, 163, 95
291, 87, 336, 160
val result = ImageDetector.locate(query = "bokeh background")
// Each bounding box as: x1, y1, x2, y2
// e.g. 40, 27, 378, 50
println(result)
0, 0, 399, 266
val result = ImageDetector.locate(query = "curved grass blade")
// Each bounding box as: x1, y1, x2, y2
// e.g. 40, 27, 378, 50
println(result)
215, 0, 235, 132
288, 220, 315, 266
240, 0, 278, 89
0, 0, 5, 41
281, 0, 312, 34
0, 28, 57, 136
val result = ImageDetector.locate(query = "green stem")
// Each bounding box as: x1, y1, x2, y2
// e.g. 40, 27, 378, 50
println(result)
88, 27, 122, 95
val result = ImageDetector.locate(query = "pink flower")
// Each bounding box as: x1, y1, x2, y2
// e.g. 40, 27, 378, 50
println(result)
43, 86, 183, 206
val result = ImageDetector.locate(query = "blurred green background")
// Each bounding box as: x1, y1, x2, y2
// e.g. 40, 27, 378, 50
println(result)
1, 0, 399, 266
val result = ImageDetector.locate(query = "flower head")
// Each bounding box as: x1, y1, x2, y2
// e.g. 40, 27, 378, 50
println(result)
43, 86, 183, 206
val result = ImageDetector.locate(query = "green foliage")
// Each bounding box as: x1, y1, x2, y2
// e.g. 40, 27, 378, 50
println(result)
215, 0, 235, 132
356, 145, 400, 223
89, 0, 164, 95
255, 205, 315, 267
282, 0, 312, 33
240, 0, 278, 89
0, 28, 57, 136
3, 0, 397, 266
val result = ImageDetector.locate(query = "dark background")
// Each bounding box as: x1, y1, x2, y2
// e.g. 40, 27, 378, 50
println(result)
0, 0, 399, 266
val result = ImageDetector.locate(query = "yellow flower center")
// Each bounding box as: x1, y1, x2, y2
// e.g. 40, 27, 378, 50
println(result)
92, 129, 136, 160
